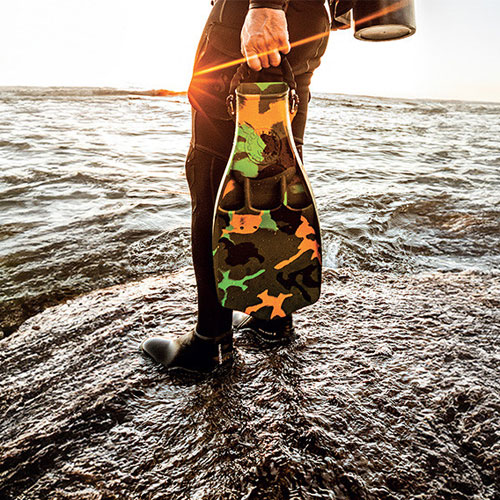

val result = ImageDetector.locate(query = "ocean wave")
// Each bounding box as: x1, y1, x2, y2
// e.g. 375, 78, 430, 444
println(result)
0, 140, 31, 150
1, 87, 499, 336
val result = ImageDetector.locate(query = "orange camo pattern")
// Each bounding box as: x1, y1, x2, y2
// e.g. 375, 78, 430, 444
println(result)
222, 179, 237, 199
222, 213, 263, 236
274, 216, 321, 270
212, 82, 322, 320
238, 97, 290, 133
245, 290, 294, 319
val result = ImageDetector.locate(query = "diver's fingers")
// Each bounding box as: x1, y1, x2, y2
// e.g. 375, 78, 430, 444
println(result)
268, 49, 281, 67
245, 50, 262, 72
241, 8, 289, 72
255, 43, 271, 69
279, 33, 291, 54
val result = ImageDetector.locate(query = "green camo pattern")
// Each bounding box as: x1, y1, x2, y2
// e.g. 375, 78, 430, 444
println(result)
212, 82, 322, 320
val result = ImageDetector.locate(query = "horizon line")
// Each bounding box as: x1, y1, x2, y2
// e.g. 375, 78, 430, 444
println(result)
1, 85, 499, 106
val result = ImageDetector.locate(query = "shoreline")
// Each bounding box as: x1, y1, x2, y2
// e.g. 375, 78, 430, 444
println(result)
2, 264, 498, 340
1, 266, 499, 499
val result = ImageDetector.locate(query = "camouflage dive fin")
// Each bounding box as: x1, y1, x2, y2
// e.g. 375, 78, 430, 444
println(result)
212, 82, 322, 321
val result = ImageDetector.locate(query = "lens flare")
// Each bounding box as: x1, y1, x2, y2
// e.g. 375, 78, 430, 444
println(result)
193, 31, 329, 78
355, 0, 411, 26
193, 0, 411, 78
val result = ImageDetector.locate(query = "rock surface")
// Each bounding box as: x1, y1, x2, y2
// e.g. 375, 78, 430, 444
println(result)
1, 267, 499, 500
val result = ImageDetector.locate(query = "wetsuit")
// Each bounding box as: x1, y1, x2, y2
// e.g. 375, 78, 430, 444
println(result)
186, 0, 330, 337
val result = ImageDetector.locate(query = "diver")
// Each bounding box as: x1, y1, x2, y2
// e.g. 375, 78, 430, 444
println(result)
141, 0, 351, 373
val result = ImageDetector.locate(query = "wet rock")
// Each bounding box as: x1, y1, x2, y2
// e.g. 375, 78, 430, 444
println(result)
0, 267, 499, 500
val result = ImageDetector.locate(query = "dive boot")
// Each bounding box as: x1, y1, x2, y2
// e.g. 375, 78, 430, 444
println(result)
140, 329, 233, 373
233, 312, 295, 343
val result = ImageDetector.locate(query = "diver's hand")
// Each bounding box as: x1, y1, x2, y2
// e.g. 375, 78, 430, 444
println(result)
241, 8, 291, 72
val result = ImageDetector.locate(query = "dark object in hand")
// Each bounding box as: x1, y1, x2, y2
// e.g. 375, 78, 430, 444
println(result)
353, 0, 416, 41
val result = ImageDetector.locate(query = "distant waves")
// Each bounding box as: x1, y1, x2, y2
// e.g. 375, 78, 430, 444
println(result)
0, 86, 186, 98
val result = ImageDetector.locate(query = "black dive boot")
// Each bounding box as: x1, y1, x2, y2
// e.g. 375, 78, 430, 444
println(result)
233, 312, 295, 343
140, 329, 233, 373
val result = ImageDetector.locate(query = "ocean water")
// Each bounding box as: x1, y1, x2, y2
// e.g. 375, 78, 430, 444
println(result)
1, 86, 499, 334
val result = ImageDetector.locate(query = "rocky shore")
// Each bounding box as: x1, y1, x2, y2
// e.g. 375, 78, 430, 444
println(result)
1, 268, 499, 500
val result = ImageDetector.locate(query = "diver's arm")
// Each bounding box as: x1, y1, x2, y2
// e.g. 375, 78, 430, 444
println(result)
241, 7, 290, 71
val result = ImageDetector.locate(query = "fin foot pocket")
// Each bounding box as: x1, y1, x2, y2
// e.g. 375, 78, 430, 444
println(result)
233, 311, 295, 343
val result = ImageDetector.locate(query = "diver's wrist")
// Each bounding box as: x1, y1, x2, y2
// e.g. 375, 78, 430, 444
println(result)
249, 0, 285, 10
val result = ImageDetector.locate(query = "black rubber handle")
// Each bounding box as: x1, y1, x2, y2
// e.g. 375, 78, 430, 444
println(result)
228, 54, 297, 96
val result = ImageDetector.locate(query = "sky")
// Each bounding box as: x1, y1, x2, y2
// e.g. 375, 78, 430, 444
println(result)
1, 0, 499, 102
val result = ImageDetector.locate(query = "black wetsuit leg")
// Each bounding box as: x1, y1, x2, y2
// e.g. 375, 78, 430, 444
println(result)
185, 0, 330, 337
